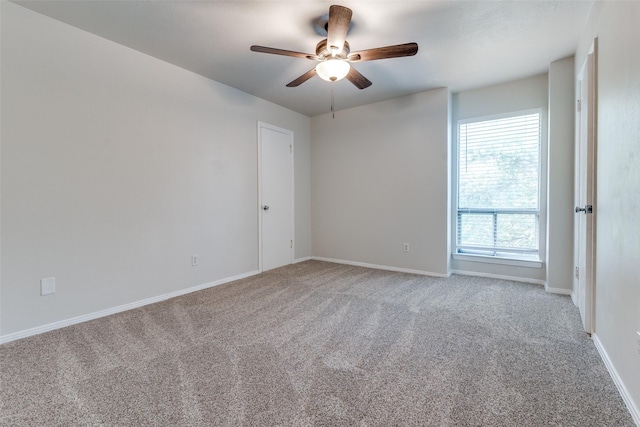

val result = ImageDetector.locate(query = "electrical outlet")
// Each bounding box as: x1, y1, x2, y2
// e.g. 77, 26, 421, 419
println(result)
41, 277, 56, 295
403, 243, 410, 252
191, 255, 198, 266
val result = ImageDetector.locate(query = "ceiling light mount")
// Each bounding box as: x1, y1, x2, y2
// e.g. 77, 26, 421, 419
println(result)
312, 13, 354, 37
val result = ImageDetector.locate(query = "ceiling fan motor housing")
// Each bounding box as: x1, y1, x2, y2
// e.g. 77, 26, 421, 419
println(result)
316, 39, 350, 60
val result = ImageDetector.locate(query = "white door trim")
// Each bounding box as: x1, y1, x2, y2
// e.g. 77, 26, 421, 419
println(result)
257, 121, 295, 272
574, 39, 598, 334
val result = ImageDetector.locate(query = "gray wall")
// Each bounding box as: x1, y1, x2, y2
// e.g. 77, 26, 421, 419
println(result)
311, 89, 451, 276
575, 0, 640, 420
0, 3, 311, 337
546, 57, 575, 294
310, 74, 577, 288
451, 74, 549, 283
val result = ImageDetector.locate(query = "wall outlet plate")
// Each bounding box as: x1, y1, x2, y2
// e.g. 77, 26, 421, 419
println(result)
41, 277, 56, 295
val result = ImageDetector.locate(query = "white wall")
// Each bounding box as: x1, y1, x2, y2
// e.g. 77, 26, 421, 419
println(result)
451, 74, 549, 283
311, 88, 451, 276
0, 2, 311, 337
546, 57, 575, 293
575, 1, 640, 421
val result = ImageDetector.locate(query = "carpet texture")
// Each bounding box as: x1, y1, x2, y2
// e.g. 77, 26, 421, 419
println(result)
0, 260, 634, 426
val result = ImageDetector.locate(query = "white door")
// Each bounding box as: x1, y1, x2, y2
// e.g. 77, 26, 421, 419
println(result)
259, 122, 294, 272
574, 42, 597, 334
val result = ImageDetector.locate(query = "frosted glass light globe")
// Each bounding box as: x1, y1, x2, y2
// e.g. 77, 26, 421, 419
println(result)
316, 59, 350, 82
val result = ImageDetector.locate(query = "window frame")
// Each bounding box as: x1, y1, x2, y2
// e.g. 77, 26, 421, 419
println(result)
453, 108, 544, 267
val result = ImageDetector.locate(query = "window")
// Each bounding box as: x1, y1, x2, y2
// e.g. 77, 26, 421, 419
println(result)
456, 111, 541, 261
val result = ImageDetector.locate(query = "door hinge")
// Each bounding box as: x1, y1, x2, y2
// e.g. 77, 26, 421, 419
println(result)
289, 145, 292, 153
575, 266, 579, 279
290, 240, 293, 248
577, 99, 581, 113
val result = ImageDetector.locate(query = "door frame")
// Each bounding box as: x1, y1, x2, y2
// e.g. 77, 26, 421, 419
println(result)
574, 39, 598, 334
257, 121, 295, 272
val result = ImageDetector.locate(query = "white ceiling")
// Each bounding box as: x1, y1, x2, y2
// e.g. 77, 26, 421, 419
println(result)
14, 0, 593, 117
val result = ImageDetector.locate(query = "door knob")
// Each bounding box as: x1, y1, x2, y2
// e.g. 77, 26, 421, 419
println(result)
263, 205, 269, 211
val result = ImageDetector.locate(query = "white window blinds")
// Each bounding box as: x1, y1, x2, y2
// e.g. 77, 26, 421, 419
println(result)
457, 112, 541, 259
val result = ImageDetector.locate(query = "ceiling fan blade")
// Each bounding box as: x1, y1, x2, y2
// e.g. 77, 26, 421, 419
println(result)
346, 67, 372, 90
250, 45, 316, 60
327, 5, 352, 54
286, 68, 318, 87
348, 43, 419, 62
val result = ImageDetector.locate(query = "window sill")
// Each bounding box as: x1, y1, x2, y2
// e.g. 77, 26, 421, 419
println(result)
452, 253, 543, 269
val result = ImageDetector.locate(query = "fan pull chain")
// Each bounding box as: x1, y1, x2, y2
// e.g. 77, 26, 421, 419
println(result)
331, 87, 335, 119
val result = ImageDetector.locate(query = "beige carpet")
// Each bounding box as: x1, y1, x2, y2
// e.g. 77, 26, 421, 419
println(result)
0, 260, 634, 426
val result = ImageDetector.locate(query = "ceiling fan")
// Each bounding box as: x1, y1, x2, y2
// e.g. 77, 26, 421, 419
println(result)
250, 5, 418, 89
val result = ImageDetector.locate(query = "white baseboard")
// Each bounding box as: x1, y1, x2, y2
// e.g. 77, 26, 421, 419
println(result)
544, 284, 573, 296
293, 256, 312, 264
0, 269, 260, 345
593, 334, 640, 426
312, 256, 449, 278
571, 291, 578, 306
450, 269, 546, 286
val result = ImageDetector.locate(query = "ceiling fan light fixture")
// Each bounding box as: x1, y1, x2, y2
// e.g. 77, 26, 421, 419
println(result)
250, 5, 416, 90
316, 59, 350, 82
